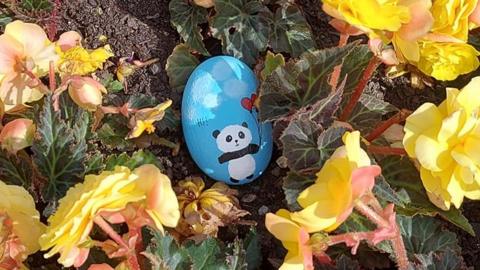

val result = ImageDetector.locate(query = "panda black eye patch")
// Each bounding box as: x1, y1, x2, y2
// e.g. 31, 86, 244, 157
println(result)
226, 135, 233, 142
238, 131, 245, 139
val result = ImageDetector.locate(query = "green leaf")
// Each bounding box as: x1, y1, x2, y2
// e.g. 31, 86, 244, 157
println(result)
166, 44, 200, 92
96, 115, 133, 150
104, 150, 162, 171
145, 230, 191, 270
127, 94, 158, 109
169, 0, 209, 55
413, 249, 465, 270
186, 238, 227, 270
84, 151, 105, 175
156, 108, 180, 132
379, 156, 474, 235
348, 93, 398, 134
282, 172, 315, 210
280, 120, 347, 172
0, 14, 12, 30
243, 228, 262, 269
99, 73, 124, 93
261, 51, 285, 80
270, 3, 315, 57
20, 0, 53, 11
398, 215, 459, 256
211, 0, 273, 65
32, 95, 88, 201
226, 238, 247, 270
0, 150, 34, 188
373, 171, 408, 208
259, 42, 356, 121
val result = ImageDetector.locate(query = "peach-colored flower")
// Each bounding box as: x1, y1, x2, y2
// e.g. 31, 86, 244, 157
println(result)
0, 118, 35, 154
68, 76, 107, 111
0, 21, 58, 112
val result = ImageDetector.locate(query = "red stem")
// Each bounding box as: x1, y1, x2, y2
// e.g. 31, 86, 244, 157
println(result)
94, 216, 141, 270
367, 145, 407, 156
366, 109, 412, 142
354, 200, 390, 228
49, 61, 56, 92
339, 57, 380, 121
391, 228, 409, 270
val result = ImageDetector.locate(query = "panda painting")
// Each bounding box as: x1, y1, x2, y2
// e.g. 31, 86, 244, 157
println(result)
212, 122, 260, 183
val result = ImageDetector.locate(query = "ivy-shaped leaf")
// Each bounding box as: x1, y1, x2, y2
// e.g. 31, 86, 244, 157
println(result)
379, 156, 474, 235
282, 172, 315, 210
145, 230, 191, 270
270, 3, 315, 57
0, 150, 34, 188
186, 238, 227, 270
259, 42, 357, 121
84, 151, 105, 175
211, 0, 273, 65
32, 95, 88, 201
261, 51, 285, 80
243, 228, 261, 269
166, 44, 200, 92
413, 249, 464, 270
104, 150, 162, 171
397, 215, 460, 256
169, 0, 209, 55
348, 92, 398, 134
281, 121, 347, 172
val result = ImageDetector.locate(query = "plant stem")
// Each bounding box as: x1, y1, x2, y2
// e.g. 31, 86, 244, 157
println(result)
339, 57, 380, 121
23, 69, 49, 94
94, 216, 141, 270
367, 145, 407, 156
366, 109, 412, 142
49, 61, 56, 92
391, 228, 409, 270
354, 200, 390, 228
329, 34, 350, 89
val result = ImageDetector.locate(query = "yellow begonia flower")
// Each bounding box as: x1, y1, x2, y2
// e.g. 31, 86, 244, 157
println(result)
322, 0, 411, 34
430, 0, 478, 42
175, 177, 248, 237
404, 76, 480, 210
57, 45, 113, 76
290, 131, 376, 233
40, 165, 180, 267
0, 21, 58, 112
127, 99, 173, 139
416, 41, 479, 81
0, 181, 45, 263
265, 210, 313, 270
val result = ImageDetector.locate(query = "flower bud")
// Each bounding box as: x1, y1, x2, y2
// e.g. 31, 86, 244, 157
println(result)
68, 77, 107, 111
193, 0, 214, 8
0, 118, 35, 154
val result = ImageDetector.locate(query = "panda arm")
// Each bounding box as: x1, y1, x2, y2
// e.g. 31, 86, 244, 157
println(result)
249, 144, 260, 154
218, 153, 233, 164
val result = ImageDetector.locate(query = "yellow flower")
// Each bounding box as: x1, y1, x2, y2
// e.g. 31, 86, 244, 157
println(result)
68, 76, 107, 111
322, 0, 411, 34
40, 165, 180, 267
265, 210, 313, 270
290, 131, 379, 233
127, 99, 173, 139
175, 177, 248, 237
0, 181, 45, 264
430, 0, 478, 42
403, 76, 480, 210
0, 21, 58, 112
416, 41, 479, 81
56, 43, 113, 76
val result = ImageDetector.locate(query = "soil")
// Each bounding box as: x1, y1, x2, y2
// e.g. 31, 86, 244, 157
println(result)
53, 0, 479, 269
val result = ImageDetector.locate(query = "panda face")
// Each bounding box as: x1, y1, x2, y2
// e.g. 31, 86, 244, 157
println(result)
213, 123, 252, 153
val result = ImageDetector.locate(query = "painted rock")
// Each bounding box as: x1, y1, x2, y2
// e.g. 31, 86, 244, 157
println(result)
182, 56, 273, 185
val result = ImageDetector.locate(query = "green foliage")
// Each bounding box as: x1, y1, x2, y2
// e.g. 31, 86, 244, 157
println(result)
99, 73, 124, 93
84, 151, 105, 175
348, 93, 398, 134
413, 249, 464, 270
0, 14, 12, 30
259, 42, 357, 122
166, 44, 200, 92
169, 0, 209, 55
32, 95, 88, 201
379, 156, 474, 235
96, 120, 132, 150
104, 150, 162, 171
0, 150, 34, 188
270, 3, 315, 57
20, 0, 53, 11
261, 51, 285, 80
146, 229, 261, 270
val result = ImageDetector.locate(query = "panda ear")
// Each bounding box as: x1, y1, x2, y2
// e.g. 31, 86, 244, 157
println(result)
212, 130, 220, 138
242, 122, 248, 128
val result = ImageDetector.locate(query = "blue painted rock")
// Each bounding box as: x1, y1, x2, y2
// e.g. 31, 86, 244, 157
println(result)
182, 56, 273, 185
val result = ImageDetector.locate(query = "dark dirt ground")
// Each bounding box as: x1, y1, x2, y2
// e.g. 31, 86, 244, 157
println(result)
56, 0, 480, 269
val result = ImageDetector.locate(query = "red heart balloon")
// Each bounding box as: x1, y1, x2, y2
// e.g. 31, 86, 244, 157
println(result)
241, 97, 253, 111
251, 94, 257, 104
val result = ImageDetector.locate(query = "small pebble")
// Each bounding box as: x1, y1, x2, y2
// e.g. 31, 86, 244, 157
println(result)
258, 205, 270, 216
271, 167, 281, 177
241, 194, 257, 203
149, 63, 161, 74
